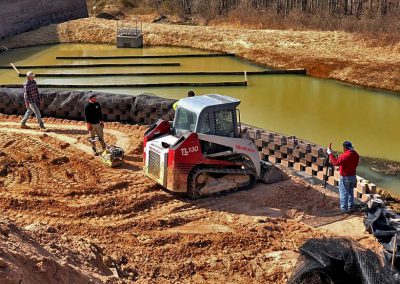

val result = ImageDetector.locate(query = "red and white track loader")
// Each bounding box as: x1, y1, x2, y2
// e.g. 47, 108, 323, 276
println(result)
143, 94, 286, 198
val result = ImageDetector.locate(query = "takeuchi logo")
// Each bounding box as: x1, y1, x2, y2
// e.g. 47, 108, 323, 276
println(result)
235, 144, 256, 153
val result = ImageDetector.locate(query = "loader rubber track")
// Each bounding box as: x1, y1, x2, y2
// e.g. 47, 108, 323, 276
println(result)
187, 166, 257, 199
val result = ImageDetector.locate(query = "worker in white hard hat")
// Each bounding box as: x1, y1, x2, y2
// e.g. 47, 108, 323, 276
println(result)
21, 71, 45, 129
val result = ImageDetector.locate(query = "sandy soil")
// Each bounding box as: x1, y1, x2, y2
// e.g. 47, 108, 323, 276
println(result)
0, 114, 380, 283
0, 218, 120, 284
1, 18, 399, 92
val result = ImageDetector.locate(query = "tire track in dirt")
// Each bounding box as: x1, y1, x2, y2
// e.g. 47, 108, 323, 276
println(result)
0, 115, 375, 283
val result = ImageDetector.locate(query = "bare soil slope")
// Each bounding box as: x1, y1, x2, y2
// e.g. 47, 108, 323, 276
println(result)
0, 115, 379, 283
0, 219, 119, 284
1, 18, 400, 92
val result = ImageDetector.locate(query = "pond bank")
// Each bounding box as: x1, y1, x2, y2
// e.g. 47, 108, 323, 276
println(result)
1, 18, 399, 93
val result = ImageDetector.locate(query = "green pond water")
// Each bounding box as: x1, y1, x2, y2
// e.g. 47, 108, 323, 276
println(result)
0, 43, 399, 194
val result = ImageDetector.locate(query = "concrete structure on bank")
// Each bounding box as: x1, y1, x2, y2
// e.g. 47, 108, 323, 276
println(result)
0, 0, 88, 39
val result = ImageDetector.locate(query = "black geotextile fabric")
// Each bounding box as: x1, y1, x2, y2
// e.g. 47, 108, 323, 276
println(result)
288, 237, 399, 284
0, 88, 176, 124
364, 198, 400, 270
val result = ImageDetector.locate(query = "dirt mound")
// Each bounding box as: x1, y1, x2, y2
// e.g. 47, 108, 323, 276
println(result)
0, 219, 119, 284
0, 115, 380, 283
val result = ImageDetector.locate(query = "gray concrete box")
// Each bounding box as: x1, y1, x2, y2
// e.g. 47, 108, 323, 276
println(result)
117, 34, 144, 48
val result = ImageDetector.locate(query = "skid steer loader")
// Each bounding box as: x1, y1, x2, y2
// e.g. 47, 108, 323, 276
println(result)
143, 94, 287, 198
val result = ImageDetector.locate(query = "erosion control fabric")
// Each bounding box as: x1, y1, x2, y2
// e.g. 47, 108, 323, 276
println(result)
0, 88, 176, 124
289, 237, 399, 284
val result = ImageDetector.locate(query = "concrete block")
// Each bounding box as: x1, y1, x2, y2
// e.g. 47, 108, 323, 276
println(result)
117, 34, 144, 48
292, 149, 304, 159
321, 167, 334, 176
311, 146, 325, 157
261, 132, 275, 143
305, 153, 315, 163
312, 163, 321, 172
268, 142, 279, 151
286, 154, 296, 163
317, 171, 326, 181
356, 175, 364, 183
248, 129, 261, 140
281, 159, 292, 168
362, 193, 373, 203
280, 145, 293, 155
334, 171, 341, 181
299, 143, 311, 153
367, 183, 377, 194
274, 136, 287, 146
328, 176, 336, 186
259, 152, 267, 161
293, 162, 305, 172
354, 191, 363, 200
356, 182, 367, 194
317, 157, 327, 167
268, 156, 277, 164
262, 147, 270, 155
255, 139, 263, 148
305, 167, 315, 176
274, 151, 286, 159
287, 137, 298, 149
299, 158, 310, 167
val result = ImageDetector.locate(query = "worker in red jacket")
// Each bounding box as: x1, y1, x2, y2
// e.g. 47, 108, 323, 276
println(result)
327, 141, 359, 213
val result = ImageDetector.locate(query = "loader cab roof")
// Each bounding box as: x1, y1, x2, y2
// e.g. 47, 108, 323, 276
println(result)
177, 94, 240, 115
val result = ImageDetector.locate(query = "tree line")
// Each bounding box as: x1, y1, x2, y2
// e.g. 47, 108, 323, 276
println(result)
144, 0, 400, 18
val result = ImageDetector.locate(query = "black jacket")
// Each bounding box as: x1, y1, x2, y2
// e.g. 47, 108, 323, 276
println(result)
84, 102, 103, 124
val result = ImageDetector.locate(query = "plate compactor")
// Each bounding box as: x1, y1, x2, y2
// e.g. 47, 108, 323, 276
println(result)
143, 94, 288, 199
89, 136, 125, 167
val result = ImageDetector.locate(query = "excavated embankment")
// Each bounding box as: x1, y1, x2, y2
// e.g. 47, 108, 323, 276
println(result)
0, 87, 386, 283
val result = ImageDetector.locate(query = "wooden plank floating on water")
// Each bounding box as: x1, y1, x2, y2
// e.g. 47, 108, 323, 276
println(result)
0, 63, 181, 69
16, 69, 306, 77
10, 63, 20, 75
55, 53, 235, 60
0, 81, 247, 88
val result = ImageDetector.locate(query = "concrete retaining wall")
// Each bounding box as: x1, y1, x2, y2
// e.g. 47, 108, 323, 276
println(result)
0, 88, 175, 124
0, 0, 88, 39
245, 128, 377, 202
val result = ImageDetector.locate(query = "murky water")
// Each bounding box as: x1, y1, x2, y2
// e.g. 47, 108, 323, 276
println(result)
0, 43, 399, 194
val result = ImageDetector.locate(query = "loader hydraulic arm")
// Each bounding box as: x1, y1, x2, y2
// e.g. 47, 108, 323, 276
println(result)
196, 133, 261, 177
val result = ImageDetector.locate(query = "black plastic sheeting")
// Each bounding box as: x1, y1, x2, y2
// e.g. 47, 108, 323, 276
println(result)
289, 237, 399, 284
0, 88, 176, 124
364, 198, 400, 270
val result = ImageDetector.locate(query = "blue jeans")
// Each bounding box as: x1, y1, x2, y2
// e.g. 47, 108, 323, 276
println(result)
339, 175, 356, 211
21, 102, 44, 128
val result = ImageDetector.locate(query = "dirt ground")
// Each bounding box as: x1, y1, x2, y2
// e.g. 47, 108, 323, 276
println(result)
0, 114, 381, 283
1, 17, 400, 92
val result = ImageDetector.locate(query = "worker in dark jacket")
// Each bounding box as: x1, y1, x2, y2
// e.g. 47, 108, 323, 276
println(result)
84, 94, 106, 155
327, 141, 359, 213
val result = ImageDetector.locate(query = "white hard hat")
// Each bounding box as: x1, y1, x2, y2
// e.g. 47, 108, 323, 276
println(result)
26, 71, 35, 78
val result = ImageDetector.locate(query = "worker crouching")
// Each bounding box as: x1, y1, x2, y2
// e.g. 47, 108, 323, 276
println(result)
327, 141, 360, 213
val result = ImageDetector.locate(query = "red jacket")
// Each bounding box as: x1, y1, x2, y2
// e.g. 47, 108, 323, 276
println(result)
329, 149, 359, 177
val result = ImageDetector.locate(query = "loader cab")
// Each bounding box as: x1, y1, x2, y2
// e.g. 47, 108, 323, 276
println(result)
173, 94, 241, 138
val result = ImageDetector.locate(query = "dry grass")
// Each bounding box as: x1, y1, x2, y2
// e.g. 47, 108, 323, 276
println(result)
1, 17, 400, 92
